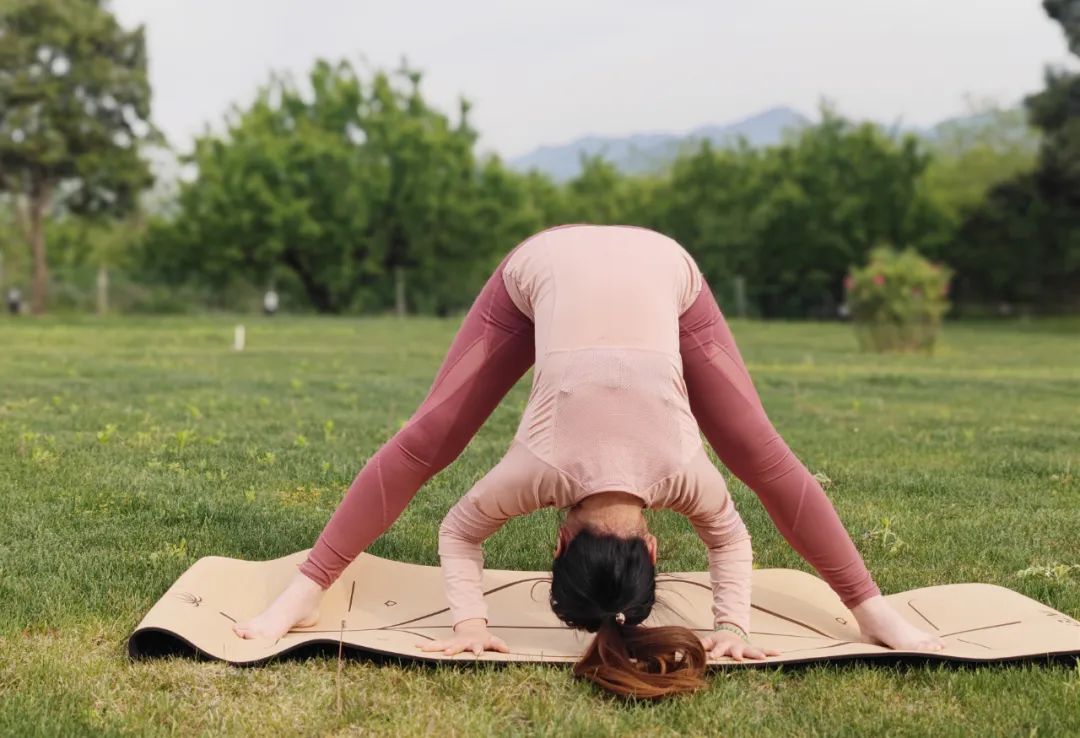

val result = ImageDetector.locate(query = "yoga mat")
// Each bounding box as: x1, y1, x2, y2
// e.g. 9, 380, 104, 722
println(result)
128, 550, 1080, 667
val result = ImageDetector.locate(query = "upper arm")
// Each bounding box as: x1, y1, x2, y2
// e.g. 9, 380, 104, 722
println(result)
438, 441, 559, 555
664, 451, 750, 551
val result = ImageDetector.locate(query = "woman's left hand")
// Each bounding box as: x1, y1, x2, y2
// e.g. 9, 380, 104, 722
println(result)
700, 631, 781, 661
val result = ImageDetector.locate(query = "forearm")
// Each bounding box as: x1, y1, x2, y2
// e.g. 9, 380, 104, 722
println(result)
707, 534, 753, 636
439, 552, 490, 626
438, 502, 500, 626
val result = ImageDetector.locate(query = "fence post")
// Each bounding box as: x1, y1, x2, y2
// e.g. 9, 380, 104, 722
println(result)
97, 264, 109, 315
733, 275, 748, 318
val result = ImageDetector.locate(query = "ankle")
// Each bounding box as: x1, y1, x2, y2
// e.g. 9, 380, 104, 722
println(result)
289, 572, 326, 598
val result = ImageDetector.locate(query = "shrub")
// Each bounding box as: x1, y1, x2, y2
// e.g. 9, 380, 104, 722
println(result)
845, 247, 952, 353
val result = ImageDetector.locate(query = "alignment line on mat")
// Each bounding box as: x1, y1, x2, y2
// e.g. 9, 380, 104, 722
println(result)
907, 600, 939, 630
942, 620, 1022, 638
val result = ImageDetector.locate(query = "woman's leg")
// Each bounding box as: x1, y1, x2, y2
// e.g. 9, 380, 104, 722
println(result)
299, 250, 536, 588
235, 244, 535, 640
677, 282, 882, 611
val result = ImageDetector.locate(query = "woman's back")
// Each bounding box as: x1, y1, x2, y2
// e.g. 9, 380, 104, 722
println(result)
501, 225, 705, 496
501, 224, 701, 357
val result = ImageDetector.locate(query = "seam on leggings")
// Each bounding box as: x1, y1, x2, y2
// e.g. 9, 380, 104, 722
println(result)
711, 340, 763, 410
399, 328, 524, 465
426, 334, 487, 399
790, 475, 807, 532
376, 455, 389, 528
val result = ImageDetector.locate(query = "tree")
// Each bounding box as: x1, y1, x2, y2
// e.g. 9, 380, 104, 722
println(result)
0, 0, 155, 313
923, 103, 1039, 216
144, 60, 530, 315
143, 62, 382, 312
951, 0, 1080, 311
648, 110, 951, 318
649, 141, 763, 300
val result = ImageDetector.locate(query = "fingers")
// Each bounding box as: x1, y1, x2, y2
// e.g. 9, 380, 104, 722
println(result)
417, 639, 448, 653
703, 640, 782, 661
417, 639, 466, 655
415, 637, 510, 656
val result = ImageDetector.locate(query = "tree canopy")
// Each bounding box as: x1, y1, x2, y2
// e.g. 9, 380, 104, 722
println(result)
0, 0, 155, 313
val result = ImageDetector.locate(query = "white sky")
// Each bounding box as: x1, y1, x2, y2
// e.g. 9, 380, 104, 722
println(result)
111, 0, 1070, 159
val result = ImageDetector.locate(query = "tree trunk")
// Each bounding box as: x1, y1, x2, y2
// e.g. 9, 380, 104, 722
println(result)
97, 264, 109, 315
394, 265, 407, 317
28, 182, 52, 315
282, 248, 336, 312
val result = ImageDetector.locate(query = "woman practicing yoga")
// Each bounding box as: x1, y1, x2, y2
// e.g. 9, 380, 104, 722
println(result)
234, 224, 945, 696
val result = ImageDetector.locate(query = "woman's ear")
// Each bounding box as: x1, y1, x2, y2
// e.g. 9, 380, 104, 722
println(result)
645, 533, 658, 565
554, 526, 567, 558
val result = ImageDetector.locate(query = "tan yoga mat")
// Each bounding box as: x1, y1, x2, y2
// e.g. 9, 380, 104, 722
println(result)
128, 550, 1080, 667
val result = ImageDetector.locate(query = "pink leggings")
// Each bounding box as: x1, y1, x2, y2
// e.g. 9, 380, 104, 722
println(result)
299, 236, 881, 610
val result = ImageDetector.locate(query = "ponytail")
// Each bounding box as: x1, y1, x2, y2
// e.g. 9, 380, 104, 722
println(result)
551, 528, 708, 699
575, 620, 707, 699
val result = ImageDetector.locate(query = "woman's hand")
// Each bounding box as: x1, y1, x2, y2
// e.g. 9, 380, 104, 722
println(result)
700, 630, 781, 662
416, 618, 510, 657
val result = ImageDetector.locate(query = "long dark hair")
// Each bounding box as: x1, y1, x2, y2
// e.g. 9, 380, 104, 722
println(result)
550, 528, 707, 699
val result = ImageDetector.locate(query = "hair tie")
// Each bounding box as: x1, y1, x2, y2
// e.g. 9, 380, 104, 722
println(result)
614, 612, 626, 625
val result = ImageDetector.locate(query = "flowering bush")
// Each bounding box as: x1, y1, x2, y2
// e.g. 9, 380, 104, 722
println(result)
845, 247, 952, 353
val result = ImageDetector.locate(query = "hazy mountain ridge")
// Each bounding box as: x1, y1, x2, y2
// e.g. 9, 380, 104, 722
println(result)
508, 106, 1034, 180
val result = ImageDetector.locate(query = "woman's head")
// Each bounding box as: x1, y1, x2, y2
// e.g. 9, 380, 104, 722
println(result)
550, 527, 707, 699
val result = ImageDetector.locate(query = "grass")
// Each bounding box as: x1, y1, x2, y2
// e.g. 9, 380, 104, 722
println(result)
1, 314, 1078, 737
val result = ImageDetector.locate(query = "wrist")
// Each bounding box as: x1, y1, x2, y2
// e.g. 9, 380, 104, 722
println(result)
453, 617, 488, 633
713, 621, 750, 642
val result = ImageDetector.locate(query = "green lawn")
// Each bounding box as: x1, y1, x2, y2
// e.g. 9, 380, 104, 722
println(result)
1, 314, 1078, 737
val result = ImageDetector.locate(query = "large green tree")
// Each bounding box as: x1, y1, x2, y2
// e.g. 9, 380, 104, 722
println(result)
0, 0, 154, 313
145, 60, 541, 314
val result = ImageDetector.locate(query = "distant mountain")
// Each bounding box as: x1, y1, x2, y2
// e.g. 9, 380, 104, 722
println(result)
509, 106, 810, 181
508, 105, 1037, 180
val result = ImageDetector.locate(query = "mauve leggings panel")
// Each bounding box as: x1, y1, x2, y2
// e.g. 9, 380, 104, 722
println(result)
297, 241, 535, 588
677, 285, 880, 609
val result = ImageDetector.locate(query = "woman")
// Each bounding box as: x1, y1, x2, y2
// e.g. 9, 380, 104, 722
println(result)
234, 226, 945, 689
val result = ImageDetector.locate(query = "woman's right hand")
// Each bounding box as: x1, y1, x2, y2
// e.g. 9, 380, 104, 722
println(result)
416, 618, 510, 656
700, 630, 780, 661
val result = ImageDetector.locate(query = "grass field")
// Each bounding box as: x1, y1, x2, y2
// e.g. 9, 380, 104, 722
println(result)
1, 314, 1078, 737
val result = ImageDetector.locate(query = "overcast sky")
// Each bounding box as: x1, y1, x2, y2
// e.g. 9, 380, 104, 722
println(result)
111, 0, 1070, 159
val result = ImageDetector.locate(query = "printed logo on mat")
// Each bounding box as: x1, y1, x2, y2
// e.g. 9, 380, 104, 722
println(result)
175, 592, 203, 607
1041, 609, 1080, 627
